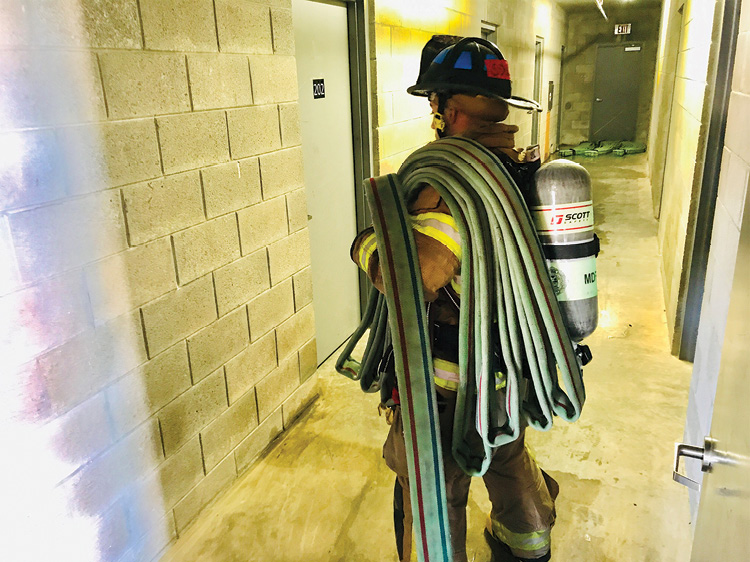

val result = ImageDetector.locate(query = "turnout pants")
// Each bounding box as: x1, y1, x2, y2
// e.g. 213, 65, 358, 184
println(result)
384, 393, 559, 562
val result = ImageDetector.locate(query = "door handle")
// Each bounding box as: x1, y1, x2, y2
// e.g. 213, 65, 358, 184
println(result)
595, 98, 603, 102
673, 437, 743, 490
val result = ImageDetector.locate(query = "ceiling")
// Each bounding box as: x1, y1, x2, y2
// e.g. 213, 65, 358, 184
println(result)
555, 0, 662, 8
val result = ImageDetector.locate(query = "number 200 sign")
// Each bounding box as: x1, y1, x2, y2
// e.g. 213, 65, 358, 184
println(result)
313, 79, 325, 99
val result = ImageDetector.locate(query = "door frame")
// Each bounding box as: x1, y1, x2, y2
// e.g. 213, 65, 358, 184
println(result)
532, 37, 544, 145
336, 0, 373, 314
676, 0, 742, 361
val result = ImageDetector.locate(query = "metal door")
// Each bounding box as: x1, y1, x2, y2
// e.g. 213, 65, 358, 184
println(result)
590, 44, 642, 141
293, 0, 360, 364
676, 174, 750, 559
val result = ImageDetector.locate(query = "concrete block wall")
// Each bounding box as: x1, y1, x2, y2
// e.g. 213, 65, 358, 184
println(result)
370, 0, 566, 175
684, 0, 750, 523
559, 5, 661, 146
370, 0, 480, 174
0, 1, 317, 560
649, 0, 721, 352
485, 0, 566, 153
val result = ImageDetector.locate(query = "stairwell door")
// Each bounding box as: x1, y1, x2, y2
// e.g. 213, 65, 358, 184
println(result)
293, 0, 360, 364
590, 44, 643, 142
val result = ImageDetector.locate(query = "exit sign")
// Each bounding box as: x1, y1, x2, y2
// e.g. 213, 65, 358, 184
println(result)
615, 23, 632, 35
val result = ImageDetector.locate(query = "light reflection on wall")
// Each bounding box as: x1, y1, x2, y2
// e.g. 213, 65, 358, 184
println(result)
0, 2, 166, 560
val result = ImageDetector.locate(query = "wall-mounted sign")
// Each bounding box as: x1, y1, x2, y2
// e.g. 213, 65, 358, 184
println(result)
614, 23, 632, 35
313, 79, 325, 99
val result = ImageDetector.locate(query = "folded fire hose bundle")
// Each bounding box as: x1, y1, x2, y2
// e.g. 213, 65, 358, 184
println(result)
613, 141, 647, 156
558, 141, 596, 157
336, 137, 588, 562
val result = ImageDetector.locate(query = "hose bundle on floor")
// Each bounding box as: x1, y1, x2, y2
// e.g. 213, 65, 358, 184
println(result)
336, 137, 586, 562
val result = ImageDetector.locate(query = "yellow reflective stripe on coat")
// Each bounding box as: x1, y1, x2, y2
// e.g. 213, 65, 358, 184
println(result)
490, 519, 551, 555
357, 231, 377, 270
412, 212, 462, 260
434, 358, 459, 391
495, 371, 507, 391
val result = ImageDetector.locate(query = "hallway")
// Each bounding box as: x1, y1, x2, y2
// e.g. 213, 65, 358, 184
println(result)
161, 153, 694, 562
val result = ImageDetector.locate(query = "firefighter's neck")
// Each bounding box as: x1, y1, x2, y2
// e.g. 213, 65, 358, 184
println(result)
441, 95, 510, 139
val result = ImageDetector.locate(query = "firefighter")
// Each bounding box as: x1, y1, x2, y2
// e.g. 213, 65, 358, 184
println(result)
351, 36, 559, 562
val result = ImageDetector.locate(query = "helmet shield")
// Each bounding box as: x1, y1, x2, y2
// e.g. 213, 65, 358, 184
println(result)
408, 36, 542, 112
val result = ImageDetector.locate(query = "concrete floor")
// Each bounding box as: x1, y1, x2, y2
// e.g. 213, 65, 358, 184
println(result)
161, 153, 694, 562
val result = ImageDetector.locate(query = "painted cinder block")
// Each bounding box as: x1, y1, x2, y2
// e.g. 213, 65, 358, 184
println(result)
9, 189, 128, 284
298, 337, 317, 382
215, 0, 273, 54
118, 508, 176, 562
246, 278, 294, 339
201, 158, 262, 219
158, 367, 228, 456
96, 118, 162, 188
234, 407, 283, 473
292, 266, 313, 311
122, 171, 204, 246
213, 249, 270, 317
278, 102, 301, 148
173, 453, 237, 533
267, 228, 311, 285
80, 0, 142, 49
84, 236, 176, 322
0, 128, 67, 211
227, 105, 281, 159
270, 8, 294, 55
105, 341, 191, 436
237, 196, 288, 255
275, 304, 315, 360
285, 188, 308, 233
281, 373, 318, 428
140, 0, 218, 52
158, 435, 204, 508
187, 306, 249, 383
64, 418, 163, 515
187, 54, 253, 111
157, 111, 230, 175
96, 502, 131, 562
14, 309, 147, 423
141, 274, 217, 357
0, 217, 20, 296
199, 387, 259, 471
249, 55, 298, 104
51, 392, 114, 469
0, 48, 104, 128
224, 331, 277, 403
255, 355, 299, 421
258, 147, 304, 199
99, 51, 190, 118
0, 272, 93, 371
172, 213, 241, 284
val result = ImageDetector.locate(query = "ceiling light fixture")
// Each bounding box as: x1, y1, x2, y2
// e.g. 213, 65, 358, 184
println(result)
595, 0, 608, 20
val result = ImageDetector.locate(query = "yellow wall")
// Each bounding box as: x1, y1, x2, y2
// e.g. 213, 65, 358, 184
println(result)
370, 0, 566, 174
648, 0, 722, 352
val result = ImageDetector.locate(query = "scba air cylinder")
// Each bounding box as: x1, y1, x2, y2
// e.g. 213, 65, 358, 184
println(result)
531, 159, 599, 342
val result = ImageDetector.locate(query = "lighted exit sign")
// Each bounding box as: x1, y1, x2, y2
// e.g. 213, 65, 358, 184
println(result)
615, 23, 632, 35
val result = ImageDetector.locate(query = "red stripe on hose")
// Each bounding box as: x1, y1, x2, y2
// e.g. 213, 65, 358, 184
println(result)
442, 141, 582, 406
369, 177, 431, 560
